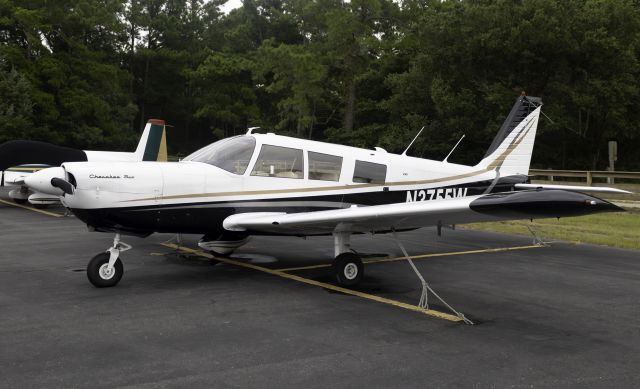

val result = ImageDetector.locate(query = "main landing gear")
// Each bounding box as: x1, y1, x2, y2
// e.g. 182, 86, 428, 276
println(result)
87, 233, 131, 287
332, 230, 473, 324
332, 232, 364, 287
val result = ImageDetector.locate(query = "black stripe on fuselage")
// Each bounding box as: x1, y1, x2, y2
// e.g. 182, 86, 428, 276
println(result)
70, 176, 527, 236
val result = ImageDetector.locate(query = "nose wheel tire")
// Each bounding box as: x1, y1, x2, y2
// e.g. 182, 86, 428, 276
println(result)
333, 252, 364, 287
87, 252, 124, 288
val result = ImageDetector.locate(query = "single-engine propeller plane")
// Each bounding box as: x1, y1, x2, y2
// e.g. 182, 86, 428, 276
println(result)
24, 95, 629, 288
0, 119, 168, 205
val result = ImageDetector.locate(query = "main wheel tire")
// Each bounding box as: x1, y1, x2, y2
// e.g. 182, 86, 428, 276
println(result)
13, 198, 28, 204
333, 252, 364, 287
87, 252, 124, 288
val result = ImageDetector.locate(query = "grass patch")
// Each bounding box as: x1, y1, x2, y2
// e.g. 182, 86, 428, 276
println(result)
462, 210, 640, 250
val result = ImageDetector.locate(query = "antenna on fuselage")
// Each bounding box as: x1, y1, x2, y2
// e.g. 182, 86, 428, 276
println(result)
401, 126, 425, 156
246, 127, 260, 135
442, 134, 466, 163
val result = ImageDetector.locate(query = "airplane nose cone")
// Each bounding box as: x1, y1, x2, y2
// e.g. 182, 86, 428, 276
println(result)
24, 167, 66, 196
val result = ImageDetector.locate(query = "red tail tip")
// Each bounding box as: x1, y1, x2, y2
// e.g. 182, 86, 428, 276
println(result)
147, 119, 165, 125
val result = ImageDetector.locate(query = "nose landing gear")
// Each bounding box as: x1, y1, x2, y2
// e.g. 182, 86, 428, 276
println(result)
87, 233, 130, 287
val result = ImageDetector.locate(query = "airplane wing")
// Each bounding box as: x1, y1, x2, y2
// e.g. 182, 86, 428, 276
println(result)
223, 189, 623, 235
515, 183, 631, 194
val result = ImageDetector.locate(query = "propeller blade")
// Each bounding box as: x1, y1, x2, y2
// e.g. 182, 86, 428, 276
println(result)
51, 177, 74, 195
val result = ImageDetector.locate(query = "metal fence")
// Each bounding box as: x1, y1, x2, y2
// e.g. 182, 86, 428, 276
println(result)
529, 169, 640, 185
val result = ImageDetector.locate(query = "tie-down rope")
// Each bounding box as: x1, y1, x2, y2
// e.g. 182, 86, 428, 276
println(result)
392, 230, 474, 325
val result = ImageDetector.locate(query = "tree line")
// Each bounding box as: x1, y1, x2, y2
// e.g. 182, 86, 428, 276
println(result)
2, 0, 640, 170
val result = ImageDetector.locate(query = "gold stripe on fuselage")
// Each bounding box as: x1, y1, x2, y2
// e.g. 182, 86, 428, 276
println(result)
6, 166, 47, 172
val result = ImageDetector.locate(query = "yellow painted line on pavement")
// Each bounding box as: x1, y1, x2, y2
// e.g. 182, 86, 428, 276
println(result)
277, 245, 543, 272
0, 198, 64, 217
161, 242, 463, 323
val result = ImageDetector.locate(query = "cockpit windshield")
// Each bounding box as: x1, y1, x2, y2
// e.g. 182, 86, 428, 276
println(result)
184, 136, 256, 175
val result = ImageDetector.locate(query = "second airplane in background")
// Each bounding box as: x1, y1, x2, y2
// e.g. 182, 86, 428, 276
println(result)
0, 119, 169, 206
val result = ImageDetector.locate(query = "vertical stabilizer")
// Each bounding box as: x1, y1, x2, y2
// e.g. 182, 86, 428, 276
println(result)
475, 95, 542, 175
134, 119, 168, 162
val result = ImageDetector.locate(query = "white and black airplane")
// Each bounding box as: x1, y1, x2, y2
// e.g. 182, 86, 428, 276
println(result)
25, 95, 628, 288
0, 119, 169, 205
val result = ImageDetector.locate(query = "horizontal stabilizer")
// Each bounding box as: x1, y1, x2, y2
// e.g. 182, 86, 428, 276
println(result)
3, 175, 25, 185
515, 184, 631, 194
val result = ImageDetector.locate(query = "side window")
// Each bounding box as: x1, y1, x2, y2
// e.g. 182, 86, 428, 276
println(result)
308, 152, 342, 182
353, 160, 387, 184
251, 145, 304, 179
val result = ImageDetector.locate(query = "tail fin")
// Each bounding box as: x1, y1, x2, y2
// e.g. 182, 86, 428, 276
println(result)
475, 94, 542, 175
133, 119, 168, 162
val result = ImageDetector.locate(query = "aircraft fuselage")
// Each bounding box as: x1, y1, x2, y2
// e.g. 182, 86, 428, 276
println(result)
58, 132, 527, 236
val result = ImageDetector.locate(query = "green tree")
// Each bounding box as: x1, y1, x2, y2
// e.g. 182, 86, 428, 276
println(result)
0, 66, 35, 142
190, 51, 259, 138
1, 0, 640, 170
0, 0, 136, 149
383, 0, 640, 169
254, 40, 326, 138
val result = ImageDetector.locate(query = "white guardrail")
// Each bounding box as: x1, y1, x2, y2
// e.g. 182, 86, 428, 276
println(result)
529, 169, 640, 185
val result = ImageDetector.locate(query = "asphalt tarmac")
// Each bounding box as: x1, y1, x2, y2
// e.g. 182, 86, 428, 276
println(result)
0, 194, 639, 388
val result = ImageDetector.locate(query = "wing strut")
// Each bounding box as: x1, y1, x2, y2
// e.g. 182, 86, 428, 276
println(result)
392, 230, 474, 325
